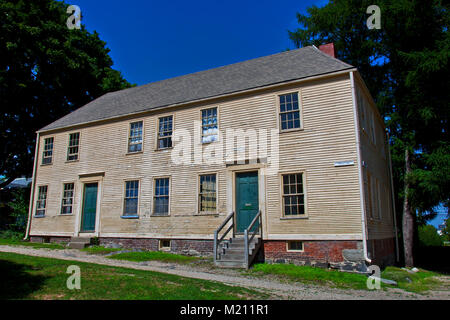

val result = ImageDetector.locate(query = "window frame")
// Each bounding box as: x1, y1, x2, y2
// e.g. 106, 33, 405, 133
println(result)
122, 179, 140, 218
35, 185, 48, 217
127, 120, 144, 154
198, 173, 218, 214
66, 132, 81, 162
159, 239, 171, 251
286, 241, 304, 252
277, 91, 303, 133
200, 107, 219, 144
60, 182, 75, 215
152, 176, 171, 216
42, 137, 54, 165
156, 115, 174, 150
280, 171, 308, 219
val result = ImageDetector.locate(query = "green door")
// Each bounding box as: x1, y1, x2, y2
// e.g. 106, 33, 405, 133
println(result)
81, 183, 98, 232
236, 171, 259, 233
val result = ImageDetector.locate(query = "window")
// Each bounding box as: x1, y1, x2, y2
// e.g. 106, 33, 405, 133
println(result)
61, 183, 74, 214
128, 121, 143, 153
153, 178, 170, 215
159, 240, 171, 250
42, 137, 54, 165
281, 173, 305, 216
279, 92, 301, 131
287, 241, 304, 252
35, 186, 48, 217
157, 116, 173, 149
67, 132, 80, 161
199, 174, 217, 213
201, 108, 218, 143
124, 180, 139, 216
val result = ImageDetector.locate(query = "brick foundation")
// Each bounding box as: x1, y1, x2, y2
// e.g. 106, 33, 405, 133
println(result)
99, 237, 214, 256
263, 240, 367, 272
30, 236, 71, 244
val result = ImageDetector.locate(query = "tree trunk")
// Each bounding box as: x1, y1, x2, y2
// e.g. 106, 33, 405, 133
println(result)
402, 148, 414, 267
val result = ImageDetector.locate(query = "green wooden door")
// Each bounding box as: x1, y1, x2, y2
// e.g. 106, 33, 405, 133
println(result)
81, 183, 98, 232
236, 172, 259, 233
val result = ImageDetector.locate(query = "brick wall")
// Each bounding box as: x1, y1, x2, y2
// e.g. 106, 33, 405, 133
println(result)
30, 236, 71, 244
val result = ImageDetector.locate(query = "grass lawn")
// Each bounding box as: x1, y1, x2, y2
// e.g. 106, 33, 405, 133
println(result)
81, 246, 122, 255
247, 263, 369, 290
246, 263, 449, 293
381, 266, 446, 293
108, 251, 202, 264
0, 252, 268, 300
0, 238, 65, 250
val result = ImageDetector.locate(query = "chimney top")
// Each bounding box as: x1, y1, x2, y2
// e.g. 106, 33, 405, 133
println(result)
318, 43, 336, 58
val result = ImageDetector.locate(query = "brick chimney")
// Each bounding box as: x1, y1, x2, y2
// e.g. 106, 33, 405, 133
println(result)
318, 43, 336, 58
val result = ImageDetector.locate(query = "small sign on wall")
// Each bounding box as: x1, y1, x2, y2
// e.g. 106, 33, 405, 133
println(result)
334, 161, 355, 167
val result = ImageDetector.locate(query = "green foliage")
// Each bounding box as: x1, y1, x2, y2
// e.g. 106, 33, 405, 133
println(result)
6, 189, 29, 234
82, 245, 122, 255
0, 237, 65, 249
108, 251, 201, 264
0, 0, 134, 187
418, 225, 443, 247
0, 252, 266, 299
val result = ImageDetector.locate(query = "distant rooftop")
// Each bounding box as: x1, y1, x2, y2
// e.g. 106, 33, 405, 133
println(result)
40, 46, 353, 132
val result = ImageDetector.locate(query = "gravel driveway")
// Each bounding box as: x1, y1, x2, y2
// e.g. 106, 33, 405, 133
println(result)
1, 245, 448, 300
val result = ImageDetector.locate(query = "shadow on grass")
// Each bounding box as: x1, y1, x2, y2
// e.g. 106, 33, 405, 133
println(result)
0, 259, 49, 299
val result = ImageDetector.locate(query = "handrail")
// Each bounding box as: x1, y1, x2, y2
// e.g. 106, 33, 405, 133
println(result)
213, 212, 235, 263
244, 210, 262, 268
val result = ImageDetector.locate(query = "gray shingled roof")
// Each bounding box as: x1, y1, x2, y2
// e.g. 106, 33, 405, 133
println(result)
40, 46, 353, 132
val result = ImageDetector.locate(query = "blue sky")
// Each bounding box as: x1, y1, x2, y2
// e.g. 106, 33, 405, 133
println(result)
68, 0, 328, 85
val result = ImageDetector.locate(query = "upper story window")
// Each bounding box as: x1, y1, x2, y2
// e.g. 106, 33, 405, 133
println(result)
128, 121, 143, 153
61, 183, 74, 215
199, 174, 217, 213
281, 173, 305, 216
67, 132, 80, 161
279, 92, 301, 131
153, 177, 170, 216
157, 116, 173, 149
124, 180, 139, 216
201, 108, 218, 143
35, 186, 48, 217
42, 137, 54, 165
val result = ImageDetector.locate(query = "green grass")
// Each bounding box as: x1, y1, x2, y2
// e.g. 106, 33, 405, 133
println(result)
81, 246, 122, 255
381, 267, 446, 293
0, 252, 268, 300
247, 263, 369, 290
0, 238, 65, 250
108, 251, 201, 264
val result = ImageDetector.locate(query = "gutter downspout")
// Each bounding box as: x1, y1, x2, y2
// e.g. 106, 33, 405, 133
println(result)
24, 132, 40, 240
350, 71, 372, 264
387, 132, 400, 262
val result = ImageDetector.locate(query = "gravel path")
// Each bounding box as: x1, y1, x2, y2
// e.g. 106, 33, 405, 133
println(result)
1, 245, 448, 300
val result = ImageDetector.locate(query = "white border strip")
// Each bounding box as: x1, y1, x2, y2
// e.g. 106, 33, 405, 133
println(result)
266, 234, 363, 241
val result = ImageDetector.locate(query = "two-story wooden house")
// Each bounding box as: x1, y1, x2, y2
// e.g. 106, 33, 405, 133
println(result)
25, 45, 398, 271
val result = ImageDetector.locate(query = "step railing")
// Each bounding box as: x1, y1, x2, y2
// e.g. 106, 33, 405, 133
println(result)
213, 211, 235, 263
244, 210, 262, 268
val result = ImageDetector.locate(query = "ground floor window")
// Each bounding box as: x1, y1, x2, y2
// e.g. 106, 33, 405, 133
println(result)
124, 180, 139, 216
153, 178, 170, 215
61, 183, 74, 214
35, 186, 48, 217
199, 174, 217, 213
287, 241, 304, 252
281, 173, 305, 216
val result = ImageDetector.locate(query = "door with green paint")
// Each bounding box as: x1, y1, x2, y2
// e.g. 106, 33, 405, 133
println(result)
81, 183, 98, 232
235, 171, 259, 233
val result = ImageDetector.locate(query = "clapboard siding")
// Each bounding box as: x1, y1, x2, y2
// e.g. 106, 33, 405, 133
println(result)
30, 73, 367, 239
355, 77, 395, 240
